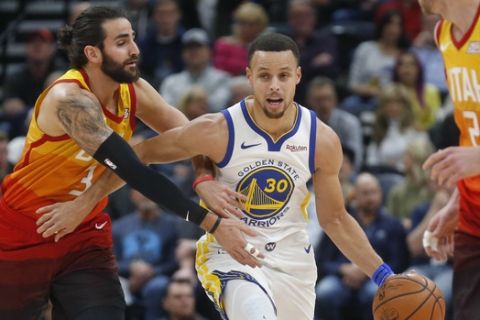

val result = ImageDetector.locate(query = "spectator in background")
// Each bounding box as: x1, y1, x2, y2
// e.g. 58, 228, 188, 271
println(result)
139, 0, 184, 88
376, 0, 422, 42
282, 0, 338, 104
307, 77, 363, 170
315, 173, 409, 320
366, 85, 427, 172
161, 28, 231, 111
386, 138, 435, 229
343, 10, 408, 115
160, 278, 207, 320
122, 0, 152, 40
0, 98, 28, 139
228, 76, 252, 105
113, 189, 180, 320
3, 29, 65, 108
411, 14, 448, 95
393, 51, 441, 131
178, 86, 209, 120
213, 2, 268, 76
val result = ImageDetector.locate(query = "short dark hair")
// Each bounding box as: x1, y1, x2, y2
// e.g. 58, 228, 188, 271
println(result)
248, 33, 300, 66
58, 6, 129, 69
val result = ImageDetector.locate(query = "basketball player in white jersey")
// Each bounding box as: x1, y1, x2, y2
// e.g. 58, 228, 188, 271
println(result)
136, 33, 392, 320
38, 33, 394, 319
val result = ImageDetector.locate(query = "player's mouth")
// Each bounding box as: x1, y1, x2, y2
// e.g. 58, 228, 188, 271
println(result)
266, 97, 284, 109
125, 60, 137, 67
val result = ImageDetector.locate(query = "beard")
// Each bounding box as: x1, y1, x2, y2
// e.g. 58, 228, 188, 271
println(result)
262, 107, 285, 119
101, 50, 140, 83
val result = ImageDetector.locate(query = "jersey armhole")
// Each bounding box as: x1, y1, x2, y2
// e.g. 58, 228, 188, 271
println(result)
216, 109, 235, 168
434, 19, 444, 48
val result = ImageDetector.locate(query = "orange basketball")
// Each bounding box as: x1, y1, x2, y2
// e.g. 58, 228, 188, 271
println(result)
372, 272, 445, 320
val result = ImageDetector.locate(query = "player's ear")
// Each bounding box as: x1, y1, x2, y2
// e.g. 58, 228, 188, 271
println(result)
246, 67, 253, 82
84, 45, 101, 64
296, 66, 302, 85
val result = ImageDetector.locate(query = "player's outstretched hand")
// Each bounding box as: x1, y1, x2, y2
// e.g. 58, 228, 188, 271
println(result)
195, 180, 246, 218
423, 204, 457, 262
423, 146, 480, 187
35, 199, 93, 242
213, 217, 264, 268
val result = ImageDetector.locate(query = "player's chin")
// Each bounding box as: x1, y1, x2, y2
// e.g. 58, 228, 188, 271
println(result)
126, 68, 141, 81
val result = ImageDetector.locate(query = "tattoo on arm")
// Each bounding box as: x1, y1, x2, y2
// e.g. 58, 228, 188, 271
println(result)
57, 90, 113, 155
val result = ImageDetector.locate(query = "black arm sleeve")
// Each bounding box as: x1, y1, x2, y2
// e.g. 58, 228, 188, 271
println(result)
93, 132, 207, 225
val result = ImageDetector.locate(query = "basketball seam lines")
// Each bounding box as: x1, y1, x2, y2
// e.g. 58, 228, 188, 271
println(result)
373, 275, 444, 314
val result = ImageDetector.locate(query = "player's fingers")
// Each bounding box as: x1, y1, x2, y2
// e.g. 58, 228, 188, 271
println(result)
239, 248, 261, 268
42, 223, 62, 238
226, 189, 247, 203
436, 163, 458, 186
223, 206, 243, 219
444, 172, 461, 189
36, 212, 53, 226
238, 223, 259, 237
430, 160, 451, 185
36, 204, 57, 215
37, 219, 55, 233
55, 229, 70, 242
231, 247, 257, 268
42, 224, 65, 238
244, 242, 265, 260
226, 195, 244, 211
423, 150, 447, 170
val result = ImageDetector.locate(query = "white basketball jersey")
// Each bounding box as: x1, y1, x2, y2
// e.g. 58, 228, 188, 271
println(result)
215, 100, 317, 245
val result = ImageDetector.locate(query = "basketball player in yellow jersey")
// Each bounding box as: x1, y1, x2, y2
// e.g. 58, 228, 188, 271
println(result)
419, 0, 480, 318
0, 6, 258, 320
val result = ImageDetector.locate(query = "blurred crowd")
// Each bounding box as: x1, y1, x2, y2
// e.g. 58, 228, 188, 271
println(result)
0, 1, 456, 319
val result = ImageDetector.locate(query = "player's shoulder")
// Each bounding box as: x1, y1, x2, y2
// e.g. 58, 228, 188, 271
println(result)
190, 112, 227, 133
48, 80, 83, 97
45, 81, 97, 106
313, 119, 342, 171
132, 77, 156, 95
314, 119, 341, 151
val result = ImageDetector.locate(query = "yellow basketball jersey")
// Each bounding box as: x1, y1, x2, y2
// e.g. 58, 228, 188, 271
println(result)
1, 69, 136, 220
436, 11, 480, 235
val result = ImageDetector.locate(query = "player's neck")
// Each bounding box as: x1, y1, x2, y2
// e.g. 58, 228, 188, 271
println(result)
445, 0, 480, 36
82, 66, 121, 108
248, 98, 297, 140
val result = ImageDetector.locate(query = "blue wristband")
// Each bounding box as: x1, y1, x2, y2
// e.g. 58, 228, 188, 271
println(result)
372, 263, 394, 287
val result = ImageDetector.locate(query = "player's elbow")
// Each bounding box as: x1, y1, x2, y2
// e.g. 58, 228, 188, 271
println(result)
318, 210, 348, 233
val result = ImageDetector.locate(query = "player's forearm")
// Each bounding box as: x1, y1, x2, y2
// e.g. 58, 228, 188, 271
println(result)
321, 212, 383, 277
134, 131, 194, 165
71, 138, 162, 210
78, 169, 126, 211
